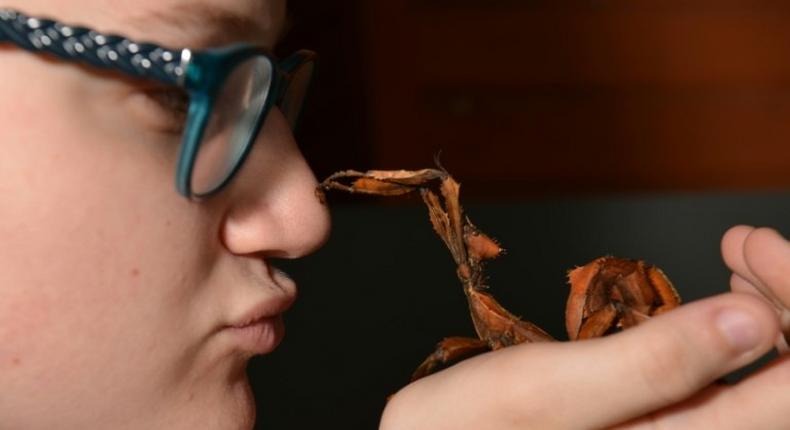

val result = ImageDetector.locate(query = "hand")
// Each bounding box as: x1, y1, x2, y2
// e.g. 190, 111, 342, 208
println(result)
380, 293, 779, 429
722, 225, 790, 351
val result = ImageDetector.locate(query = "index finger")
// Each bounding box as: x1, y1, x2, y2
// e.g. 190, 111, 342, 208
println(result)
742, 227, 790, 310
741, 227, 790, 350
721, 225, 770, 299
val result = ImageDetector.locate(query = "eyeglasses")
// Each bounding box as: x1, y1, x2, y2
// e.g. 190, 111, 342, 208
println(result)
0, 8, 316, 199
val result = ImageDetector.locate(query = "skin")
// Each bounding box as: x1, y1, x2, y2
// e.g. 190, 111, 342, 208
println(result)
1, 1, 788, 429
0, 1, 330, 429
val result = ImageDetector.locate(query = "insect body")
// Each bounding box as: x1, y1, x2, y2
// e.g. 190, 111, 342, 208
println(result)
320, 168, 681, 382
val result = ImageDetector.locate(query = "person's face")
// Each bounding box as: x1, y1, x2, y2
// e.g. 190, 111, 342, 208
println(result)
0, 1, 330, 429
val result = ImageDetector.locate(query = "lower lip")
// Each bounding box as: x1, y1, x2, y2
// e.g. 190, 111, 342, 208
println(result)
225, 315, 285, 355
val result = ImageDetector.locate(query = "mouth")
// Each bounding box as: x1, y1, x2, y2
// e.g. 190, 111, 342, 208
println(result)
224, 314, 286, 356
221, 265, 297, 356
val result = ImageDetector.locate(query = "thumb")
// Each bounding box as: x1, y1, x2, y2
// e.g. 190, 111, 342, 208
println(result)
381, 293, 778, 430
498, 292, 779, 429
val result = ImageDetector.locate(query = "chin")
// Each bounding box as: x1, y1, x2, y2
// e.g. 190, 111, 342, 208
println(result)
180, 372, 256, 430
226, 376, 257, 430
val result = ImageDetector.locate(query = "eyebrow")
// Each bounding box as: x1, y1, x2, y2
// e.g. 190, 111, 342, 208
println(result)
129, 4, 285, 49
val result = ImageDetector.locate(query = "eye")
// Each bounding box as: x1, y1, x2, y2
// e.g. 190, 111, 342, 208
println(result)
133, 86, 190, 134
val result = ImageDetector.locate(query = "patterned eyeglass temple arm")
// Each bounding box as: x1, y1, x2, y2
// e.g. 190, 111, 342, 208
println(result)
0, 8, 191, 87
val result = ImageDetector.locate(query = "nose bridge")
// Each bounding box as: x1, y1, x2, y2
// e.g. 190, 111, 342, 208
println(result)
220, 108, 331, 258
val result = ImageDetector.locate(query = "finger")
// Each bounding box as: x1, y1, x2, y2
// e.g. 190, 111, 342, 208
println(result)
732, 271, 790, 352
613, 384, 728, 430
742, 228, 790, 350
730, 272, 762, 297
722, 226, 790, 346
742, 227, 790, 310
493, 293, 777, 429
619, 354, 790, 429
705, 353, 790, 428
721, 225, 765, 292
382, 294, 778, 430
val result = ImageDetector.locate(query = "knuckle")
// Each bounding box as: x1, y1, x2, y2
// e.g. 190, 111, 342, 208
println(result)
631, 333, 702, 404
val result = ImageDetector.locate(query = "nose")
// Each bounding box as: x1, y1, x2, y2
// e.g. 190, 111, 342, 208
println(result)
219, 108, 331, 258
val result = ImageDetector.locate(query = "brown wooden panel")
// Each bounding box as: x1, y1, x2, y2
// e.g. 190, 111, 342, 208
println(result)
411, 10, 790, 85
377, 87, 790, 189
358, 0, 790, 197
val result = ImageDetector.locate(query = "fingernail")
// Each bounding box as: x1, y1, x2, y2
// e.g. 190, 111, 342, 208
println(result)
716, 309, 762, 353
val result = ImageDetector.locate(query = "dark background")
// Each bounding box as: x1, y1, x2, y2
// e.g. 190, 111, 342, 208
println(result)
254, 1, 790, 428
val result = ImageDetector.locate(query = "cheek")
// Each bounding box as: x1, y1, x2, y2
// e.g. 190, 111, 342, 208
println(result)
0, 290, 55, 369
0, 61, 217, 400
0, 128, 203, 326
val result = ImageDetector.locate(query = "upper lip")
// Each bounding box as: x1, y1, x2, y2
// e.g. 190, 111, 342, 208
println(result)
228, 294, 295, 328
226, 265, 297, 328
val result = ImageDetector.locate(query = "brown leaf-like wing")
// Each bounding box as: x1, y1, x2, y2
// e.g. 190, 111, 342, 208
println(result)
464, 226, 503, 262
648, 266, 681, 312
467, 288, 555, 347
567, 257, 682, 340
350, 178, 415, 195
566, 260, 600, 340
439, 176, 467, 263
365, 169, 445, 185
319, 169, 445, 196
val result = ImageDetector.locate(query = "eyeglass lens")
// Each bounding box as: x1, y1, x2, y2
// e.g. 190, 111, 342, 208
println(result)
280, 60, 314, 128
191, 56, 273, 194
190, 55, 314, 196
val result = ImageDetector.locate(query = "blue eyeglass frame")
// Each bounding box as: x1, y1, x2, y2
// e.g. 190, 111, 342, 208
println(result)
0, 8, 316, 200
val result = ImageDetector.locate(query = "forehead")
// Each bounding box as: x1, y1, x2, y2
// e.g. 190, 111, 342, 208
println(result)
13, 0, 285, 48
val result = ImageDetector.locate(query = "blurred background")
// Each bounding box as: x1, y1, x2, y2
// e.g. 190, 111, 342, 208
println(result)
281, 0, 790, 199
253, 1, 790, 428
